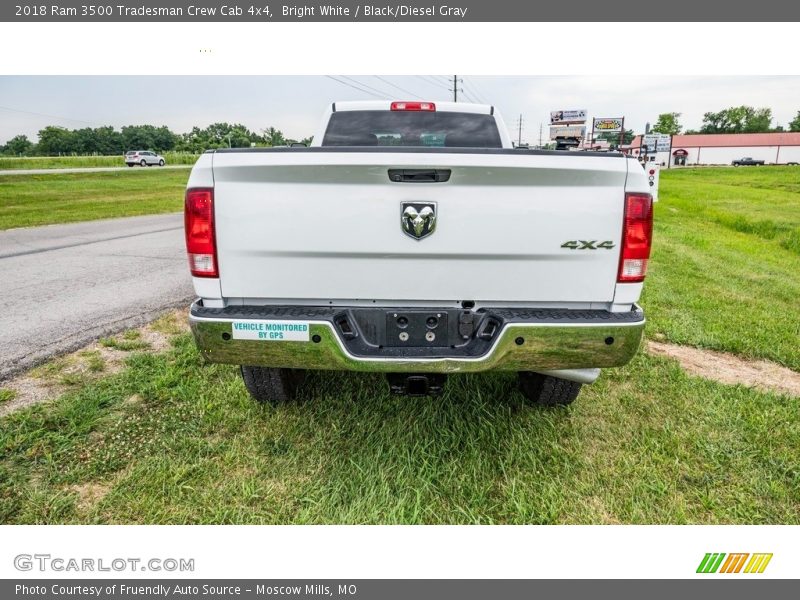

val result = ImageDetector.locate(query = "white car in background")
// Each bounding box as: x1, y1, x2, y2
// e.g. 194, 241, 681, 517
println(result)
125, 150, 165, 167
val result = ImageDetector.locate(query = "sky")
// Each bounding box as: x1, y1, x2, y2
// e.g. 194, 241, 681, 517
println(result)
1, 75, 799, 145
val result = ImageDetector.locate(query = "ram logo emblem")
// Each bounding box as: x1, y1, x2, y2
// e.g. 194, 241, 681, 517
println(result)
401, 202, 437, 240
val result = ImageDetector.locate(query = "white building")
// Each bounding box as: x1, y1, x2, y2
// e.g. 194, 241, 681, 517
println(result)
625, 132, 800, 167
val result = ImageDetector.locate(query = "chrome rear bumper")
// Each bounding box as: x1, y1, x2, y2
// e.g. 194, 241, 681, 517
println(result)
188, 301, 645, 375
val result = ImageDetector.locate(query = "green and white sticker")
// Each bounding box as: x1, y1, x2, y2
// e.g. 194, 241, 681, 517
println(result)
231, 320, 310, 342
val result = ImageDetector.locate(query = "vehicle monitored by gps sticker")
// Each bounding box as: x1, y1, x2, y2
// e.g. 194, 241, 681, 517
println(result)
732, 157, 765, 166
184, 101, 653, 406
125, 150, 165, 167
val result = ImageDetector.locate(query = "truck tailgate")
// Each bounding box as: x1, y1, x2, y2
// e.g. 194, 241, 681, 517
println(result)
211, 150, 629, 303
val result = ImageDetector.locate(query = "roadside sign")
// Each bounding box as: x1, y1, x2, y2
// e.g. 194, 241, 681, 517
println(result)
549, 125, 586, 140
643, 133, 671, 153
593, 118, 623, 132
550, 109, 587, 124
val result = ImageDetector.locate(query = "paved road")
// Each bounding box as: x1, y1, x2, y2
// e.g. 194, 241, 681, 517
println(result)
0, 213, 194, 379
0, 165, 192, 176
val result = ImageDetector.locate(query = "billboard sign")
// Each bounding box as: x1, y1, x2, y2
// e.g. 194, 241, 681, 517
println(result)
550, 109, 587, 124
550, 125, 586, 140
593, 118, 623, 132
643, 133, 671, 153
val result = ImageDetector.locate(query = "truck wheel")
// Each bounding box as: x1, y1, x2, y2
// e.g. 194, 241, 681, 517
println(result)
240, 366, 306, 405
517, 372, 581, 407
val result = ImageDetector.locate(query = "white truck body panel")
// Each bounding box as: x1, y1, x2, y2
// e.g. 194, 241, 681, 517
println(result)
209, 150, 635, 304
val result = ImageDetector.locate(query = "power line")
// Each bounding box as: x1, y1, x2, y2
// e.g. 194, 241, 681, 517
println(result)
339, 76, 395, 99
415, 75, 450, 92
469, 77, 492, 104
372, 76, 424, 100
460, 89, 480, 103
461, 77, 489, 104
324, 75, 385, 99
0, 104, 102, 127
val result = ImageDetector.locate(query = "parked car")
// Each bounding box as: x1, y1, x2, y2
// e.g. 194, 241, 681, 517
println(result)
732, 157, 765, 166
125, 150, 165, 167
183, 101, 653, 406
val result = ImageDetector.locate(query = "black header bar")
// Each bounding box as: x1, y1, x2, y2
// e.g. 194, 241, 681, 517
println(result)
4, 0, 800, 22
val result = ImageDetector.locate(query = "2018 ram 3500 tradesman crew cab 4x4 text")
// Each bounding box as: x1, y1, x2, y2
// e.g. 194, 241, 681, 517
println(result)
184, 101, 653, 406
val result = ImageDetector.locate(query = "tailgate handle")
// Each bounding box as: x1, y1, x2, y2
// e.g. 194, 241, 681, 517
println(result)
388, 169, 451, 183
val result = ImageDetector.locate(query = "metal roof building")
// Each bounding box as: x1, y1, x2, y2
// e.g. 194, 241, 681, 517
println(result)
624, 132, 800, 167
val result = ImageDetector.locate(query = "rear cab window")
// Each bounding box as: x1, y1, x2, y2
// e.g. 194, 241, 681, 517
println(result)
322, 110, 502, 148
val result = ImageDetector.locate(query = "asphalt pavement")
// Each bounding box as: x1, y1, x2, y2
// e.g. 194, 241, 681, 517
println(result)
0, 213, 194, 379
0, 165, 192, 176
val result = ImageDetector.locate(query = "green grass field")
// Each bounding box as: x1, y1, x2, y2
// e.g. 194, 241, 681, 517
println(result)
0, 169, 189, 230
0, 167, 798, 524
642, 166, 800, 370
0, 153, 199, 170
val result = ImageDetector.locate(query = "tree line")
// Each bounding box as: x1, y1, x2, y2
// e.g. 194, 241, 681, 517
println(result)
0, 123, 312, 156
651, 107, 800, 136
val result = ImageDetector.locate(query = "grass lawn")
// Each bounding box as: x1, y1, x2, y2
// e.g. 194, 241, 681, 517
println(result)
0, 169, 189, 230
0, 167, 798, 524
642, 166, 800, 370
0, 153, 199, 170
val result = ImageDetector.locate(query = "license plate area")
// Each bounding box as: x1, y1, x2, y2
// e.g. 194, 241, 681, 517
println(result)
384, 310, 450, 347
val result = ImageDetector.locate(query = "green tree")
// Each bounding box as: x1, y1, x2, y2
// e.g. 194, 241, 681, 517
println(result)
652, 112, 682, 135
701, 106, 773, 134
36, 126, 78, 155
789, 111, 800, 132
2, 134, 33, 155
262, 126, 286, 147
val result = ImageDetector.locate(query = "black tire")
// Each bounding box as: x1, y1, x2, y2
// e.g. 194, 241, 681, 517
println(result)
158, 159, 165, 167
126, 163, 134, 167
518, 372, 581, 407
140, 159, 147, 167
240, 366, 306, 405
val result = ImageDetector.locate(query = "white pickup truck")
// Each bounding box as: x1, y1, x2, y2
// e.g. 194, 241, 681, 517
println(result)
184, 101, 652, 406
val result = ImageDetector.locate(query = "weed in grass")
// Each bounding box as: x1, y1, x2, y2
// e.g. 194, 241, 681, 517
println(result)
79, 351, 105, 373
0, 389, 16, 404
150, 312, 187, 336
99, 333, 150, 352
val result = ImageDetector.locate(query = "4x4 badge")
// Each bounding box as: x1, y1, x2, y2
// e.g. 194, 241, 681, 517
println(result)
401, 202, 437, 240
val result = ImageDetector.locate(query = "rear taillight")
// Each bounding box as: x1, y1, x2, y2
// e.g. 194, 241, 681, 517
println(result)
390, 101, 435, 111
617, 192, 653, 283
184, 187, 217, 277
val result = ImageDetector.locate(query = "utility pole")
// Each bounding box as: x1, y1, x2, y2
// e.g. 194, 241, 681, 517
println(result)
516, 114, 524, 146
450, 75, 462, 102
538, 122, 543, 148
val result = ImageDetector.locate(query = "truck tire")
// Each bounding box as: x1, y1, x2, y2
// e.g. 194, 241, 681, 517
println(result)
240, 366, 306, 405
518, 372, 581, 407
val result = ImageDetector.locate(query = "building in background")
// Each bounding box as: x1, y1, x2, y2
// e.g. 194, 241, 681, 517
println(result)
623, 132, 800, 167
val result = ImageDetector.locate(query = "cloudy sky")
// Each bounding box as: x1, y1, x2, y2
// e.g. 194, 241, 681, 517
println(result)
1, 75, 799, 145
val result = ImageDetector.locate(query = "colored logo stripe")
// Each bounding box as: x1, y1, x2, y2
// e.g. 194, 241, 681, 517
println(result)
720, 553, 749, 573
697, 553, 772, 574
744, 553, 773, 574
697, 553, 726, 573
